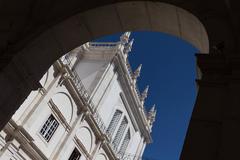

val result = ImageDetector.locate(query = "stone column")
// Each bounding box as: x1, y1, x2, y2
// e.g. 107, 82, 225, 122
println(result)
90, 138, 102, 160
221, 54, 240, 159
134, 137, 144, 160
181, 53, 240, 159
181, 53, 226, 159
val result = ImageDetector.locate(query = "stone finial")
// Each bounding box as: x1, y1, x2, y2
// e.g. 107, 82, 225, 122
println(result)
140, 85, 149, 104
142, 85, 149, 99
120, 32, 131, 44
133, 64, 142, 80
124, 38, 134, 54
148, 104, 157, 128
150, 104, 156, 113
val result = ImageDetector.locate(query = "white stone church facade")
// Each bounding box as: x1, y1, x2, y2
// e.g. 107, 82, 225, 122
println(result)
0, 33, 156, 160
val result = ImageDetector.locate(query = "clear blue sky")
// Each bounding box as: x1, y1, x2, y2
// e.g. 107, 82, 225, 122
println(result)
95, 31, 198, 160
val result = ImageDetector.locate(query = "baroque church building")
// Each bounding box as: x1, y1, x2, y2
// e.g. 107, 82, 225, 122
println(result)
0, 32, 156, 160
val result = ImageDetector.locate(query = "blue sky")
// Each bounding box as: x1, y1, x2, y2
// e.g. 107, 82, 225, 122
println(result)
95, 31, 198, 160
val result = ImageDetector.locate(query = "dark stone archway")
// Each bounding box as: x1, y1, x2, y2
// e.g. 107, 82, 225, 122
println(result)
0, 0, 239, 159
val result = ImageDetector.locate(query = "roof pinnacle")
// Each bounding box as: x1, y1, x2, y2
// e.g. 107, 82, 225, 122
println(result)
148, 104, 157, 131
150, 104, 156, 113
140, 85, 149, 104
124, 38, 134, 54
133, 64, 142, 80
120, 32, 131, 44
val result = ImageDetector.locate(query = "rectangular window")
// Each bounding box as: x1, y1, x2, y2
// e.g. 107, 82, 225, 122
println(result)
40, 114, 59, 142
112, 117, 128, 149
69, 148, 81, 160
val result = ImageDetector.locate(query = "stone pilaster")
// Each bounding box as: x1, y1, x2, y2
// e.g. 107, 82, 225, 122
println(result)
181, 53, 240, 159
181, 53, 228, 160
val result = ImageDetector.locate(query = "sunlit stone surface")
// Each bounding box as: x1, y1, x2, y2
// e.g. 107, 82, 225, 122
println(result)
0, 33, 156, 160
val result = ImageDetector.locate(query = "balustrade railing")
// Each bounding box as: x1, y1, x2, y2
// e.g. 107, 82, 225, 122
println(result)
62, 54, 107, 135
89, 42, 119, 47
62, 55, 92, 106
92, 111, 107, 133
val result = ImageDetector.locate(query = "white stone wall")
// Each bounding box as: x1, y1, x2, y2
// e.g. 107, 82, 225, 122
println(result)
0, 42, 151, 160
94, 63, 144, 158
75, 59, 106, 92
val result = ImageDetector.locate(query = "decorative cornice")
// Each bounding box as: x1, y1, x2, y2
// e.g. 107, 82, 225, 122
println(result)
74, 136, 91, 159
3, 120, 47, 160
48, 100, 71, 131
101, 140, 118, 160
113, 55, 152, 143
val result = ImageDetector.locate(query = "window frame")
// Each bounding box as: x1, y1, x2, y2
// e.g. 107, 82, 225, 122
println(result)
112, 116, 128, 150
39, 114, 59, 142
118, 129, 131, 156
68, 147, 81, 160
106, 110, 123, 140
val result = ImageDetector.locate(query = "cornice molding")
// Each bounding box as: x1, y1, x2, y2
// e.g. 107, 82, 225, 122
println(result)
48, 100, 71, 131
112, 53, 152, 143
3, 120, 47, 160
74, 136, 91, 160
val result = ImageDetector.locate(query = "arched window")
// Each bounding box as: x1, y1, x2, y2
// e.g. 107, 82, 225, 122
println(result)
112, 117, 128, 149
118, 130, 130, 156
107, 110, 122, 138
